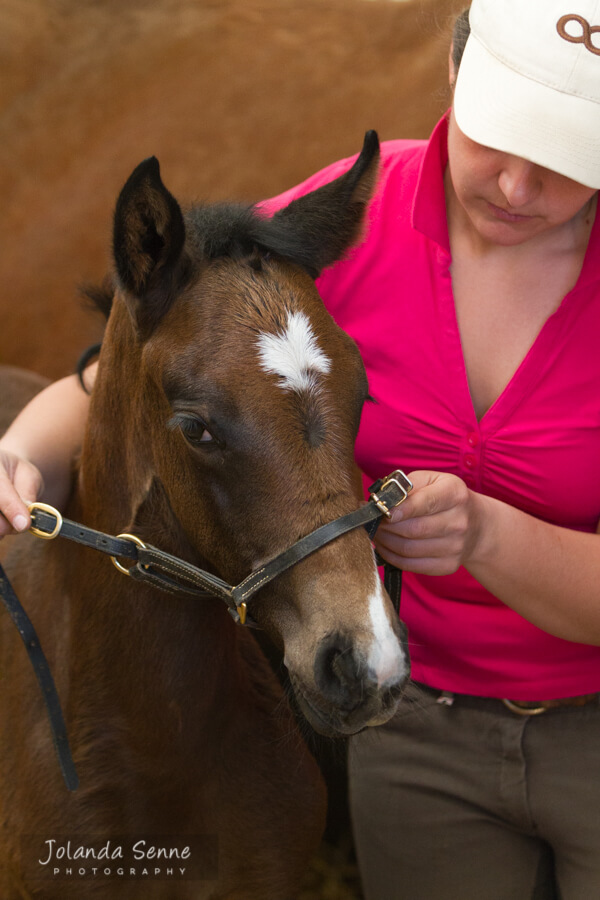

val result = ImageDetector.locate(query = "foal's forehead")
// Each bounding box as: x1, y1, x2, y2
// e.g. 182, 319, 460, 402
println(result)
160, 257, 365, 448
224, 263, 319, 330
168, 254, 365, 404
222, 265, 335, 392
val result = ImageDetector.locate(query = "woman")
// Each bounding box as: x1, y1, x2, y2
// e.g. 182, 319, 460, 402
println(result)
1, 1, 600, 896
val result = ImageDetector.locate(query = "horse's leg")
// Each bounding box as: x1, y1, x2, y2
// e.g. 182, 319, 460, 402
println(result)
0, 365, 49, 435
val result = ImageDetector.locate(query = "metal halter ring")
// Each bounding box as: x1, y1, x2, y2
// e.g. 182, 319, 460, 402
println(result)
111, 533, 147, 576
28, 502, 64, 540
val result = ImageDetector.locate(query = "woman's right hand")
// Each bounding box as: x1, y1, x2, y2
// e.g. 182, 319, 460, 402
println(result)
0, 364, 97, 540
0, 448, 44, 538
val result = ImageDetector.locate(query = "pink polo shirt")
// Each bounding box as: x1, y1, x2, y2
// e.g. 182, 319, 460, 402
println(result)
260, 115, 600, 699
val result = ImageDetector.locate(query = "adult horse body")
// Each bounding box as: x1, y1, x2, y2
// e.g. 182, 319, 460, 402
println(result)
0, 134, 409, 898
0, 0, 466, 381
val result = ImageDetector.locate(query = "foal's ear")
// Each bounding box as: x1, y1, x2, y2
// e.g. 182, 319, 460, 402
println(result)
113, 157, 186, 332
266, 131, 380, 278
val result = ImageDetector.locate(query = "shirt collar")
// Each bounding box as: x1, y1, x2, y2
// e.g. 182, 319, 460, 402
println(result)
412, 112, 451, 254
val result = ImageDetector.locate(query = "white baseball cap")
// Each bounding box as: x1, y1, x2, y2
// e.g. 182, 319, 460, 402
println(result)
453, 0, 600, 189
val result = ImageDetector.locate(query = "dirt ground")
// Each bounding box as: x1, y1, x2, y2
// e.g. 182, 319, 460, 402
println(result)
301, 828, 364, 900
297, 729, 365, 900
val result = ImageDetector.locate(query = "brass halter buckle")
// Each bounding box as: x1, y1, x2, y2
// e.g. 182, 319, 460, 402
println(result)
28, 502, 63, 540
370, 470, 413, 518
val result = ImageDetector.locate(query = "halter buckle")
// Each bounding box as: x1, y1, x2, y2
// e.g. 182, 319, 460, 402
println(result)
370, 470, 413, 518
28, 502, 63, 540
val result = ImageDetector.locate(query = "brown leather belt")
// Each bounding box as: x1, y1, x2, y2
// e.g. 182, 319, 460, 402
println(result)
501, 695, 599, 716
417, 683, 600, 716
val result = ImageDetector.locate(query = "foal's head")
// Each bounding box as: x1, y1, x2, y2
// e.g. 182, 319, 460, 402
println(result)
97, 135, 409, 735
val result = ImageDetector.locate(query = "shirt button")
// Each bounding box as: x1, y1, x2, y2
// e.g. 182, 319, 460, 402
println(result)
464, 453, 477, 469
467, 432, 479, 447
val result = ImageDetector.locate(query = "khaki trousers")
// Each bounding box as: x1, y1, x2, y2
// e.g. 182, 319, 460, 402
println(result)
348, 681, 600, 900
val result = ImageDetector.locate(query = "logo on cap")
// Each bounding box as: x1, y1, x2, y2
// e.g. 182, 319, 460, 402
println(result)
557, 14, 600, 55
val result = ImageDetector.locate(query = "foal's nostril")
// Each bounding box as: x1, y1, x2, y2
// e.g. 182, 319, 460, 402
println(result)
331, 647, 362, 687
314, 634, 367, 709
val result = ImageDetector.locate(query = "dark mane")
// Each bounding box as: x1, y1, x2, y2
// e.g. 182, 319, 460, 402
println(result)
80, 275, 115, 320
186, 203, 264, 262
186, 201, 322, 275
188, 174, 370, 281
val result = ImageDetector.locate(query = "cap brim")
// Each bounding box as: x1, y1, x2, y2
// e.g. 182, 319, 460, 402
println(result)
454, 34, 600, 189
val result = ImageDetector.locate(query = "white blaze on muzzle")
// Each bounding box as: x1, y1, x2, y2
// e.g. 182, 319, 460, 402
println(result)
367, 573, 408, 688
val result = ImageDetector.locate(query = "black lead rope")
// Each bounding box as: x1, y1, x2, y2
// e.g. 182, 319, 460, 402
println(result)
0, 563, 79, 791
0, 469, 411, 790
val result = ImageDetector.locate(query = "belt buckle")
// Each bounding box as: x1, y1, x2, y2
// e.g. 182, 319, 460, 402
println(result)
502, 698, 547, 716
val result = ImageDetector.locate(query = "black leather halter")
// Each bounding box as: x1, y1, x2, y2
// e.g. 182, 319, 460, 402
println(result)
0, 470, 411, 791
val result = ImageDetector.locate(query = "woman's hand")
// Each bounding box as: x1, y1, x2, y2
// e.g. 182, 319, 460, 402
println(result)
0, 448, 43, 538
374, 469, 600, 644
374, 470, 485, 576
0, 365, 97, 537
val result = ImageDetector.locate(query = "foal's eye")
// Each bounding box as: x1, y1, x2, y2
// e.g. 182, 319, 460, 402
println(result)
181, 419, 213, 446
168, 414, 216, 447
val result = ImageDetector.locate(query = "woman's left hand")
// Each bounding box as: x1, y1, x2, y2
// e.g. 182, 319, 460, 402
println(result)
374, 470, 485, 576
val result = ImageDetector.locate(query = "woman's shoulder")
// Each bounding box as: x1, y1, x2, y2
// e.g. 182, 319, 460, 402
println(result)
379, 137, 427, 167
374, 138, 429, 200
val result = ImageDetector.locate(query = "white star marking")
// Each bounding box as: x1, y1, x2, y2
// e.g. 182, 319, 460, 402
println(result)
257, 311, 331, 393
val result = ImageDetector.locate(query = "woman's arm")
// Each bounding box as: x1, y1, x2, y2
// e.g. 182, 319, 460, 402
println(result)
374, 469, 600, 645
0, 364, 96, 536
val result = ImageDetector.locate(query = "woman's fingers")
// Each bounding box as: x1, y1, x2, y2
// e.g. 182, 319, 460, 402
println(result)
373, 470, 478, 575
0, 453, 43, 537
0, 483, 29, 535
